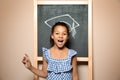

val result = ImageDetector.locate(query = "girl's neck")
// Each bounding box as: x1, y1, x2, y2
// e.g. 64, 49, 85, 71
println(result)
50, 45, 69, 60
52, 45, 67, 51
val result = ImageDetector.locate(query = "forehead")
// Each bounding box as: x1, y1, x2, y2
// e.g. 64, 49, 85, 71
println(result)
54, 25, 67, 31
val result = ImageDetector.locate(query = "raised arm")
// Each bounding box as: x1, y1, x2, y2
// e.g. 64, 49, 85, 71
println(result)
72, 56, 79, 80
22, 54, 48, 78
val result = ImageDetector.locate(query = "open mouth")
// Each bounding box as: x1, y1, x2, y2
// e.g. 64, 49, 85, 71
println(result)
58, 40, 64, 42
58, 40, 64, 44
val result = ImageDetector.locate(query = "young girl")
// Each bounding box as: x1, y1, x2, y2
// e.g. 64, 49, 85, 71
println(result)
22, 22, 79, 80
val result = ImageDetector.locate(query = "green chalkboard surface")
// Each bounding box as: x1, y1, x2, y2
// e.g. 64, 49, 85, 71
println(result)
37, 5, 88, 57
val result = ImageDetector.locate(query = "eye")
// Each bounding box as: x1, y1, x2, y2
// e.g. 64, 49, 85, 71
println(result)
63, 33, 67, 35
55, 32, 59, 35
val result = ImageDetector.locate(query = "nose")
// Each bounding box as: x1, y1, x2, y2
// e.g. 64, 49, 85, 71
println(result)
59, 34, 63, 38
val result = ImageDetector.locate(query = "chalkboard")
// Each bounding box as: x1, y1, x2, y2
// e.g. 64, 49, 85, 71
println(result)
37, 5, 88, 57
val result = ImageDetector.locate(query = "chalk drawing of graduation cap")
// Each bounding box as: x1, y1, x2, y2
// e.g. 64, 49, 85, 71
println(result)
45, 14, 80, 39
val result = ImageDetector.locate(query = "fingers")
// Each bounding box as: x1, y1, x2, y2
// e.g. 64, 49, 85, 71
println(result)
25, 53, 28, 57
22, 54, 29, 64
22, 54, 32, 69
22, 56, 27, 64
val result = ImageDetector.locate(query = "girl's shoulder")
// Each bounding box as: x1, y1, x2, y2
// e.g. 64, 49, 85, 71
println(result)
42, 47, 50, 60
42, 47, 49, 53
68, 49, 77, 57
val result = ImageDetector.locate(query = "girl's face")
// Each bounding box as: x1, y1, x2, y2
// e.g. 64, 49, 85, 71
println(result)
51, 25, 69, 49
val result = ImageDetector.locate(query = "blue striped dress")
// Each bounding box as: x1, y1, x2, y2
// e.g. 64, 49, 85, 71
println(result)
42, 47, 77, 80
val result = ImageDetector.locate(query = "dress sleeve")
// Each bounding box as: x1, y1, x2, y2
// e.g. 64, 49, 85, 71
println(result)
69, 49, 77, 58
42, 47, 49, 62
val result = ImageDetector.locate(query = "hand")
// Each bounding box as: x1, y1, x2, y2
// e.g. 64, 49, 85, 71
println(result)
22, 54, 32, 70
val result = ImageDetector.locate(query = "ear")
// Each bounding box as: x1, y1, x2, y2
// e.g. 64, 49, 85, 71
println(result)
51, 34, 53, 39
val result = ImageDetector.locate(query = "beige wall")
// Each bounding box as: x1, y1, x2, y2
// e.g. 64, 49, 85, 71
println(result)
0, 0, 120, 80
93, 0, 120, 80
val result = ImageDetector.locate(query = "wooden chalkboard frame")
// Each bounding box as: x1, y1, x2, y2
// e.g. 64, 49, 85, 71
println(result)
33, 0, 92, 80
